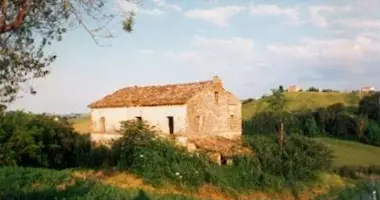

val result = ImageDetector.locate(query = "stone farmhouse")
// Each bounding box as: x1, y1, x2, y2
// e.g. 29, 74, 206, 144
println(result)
287, 85, 302, 92
88, 76, 242, 142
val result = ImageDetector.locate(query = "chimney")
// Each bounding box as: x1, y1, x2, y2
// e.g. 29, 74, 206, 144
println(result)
212, 75, 223, 87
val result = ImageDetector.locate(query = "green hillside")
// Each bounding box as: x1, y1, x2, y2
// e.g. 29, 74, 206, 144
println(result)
243, 92, 360, 120
314, 137, 380, 167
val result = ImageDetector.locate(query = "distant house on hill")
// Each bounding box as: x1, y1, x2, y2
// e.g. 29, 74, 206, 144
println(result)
287, 85, 302, 92
88, 76, 242, 141
361, 86, 376, 92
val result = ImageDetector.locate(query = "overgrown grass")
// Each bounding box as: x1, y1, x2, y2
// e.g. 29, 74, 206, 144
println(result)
0, 167, 194, 200
243, 92, 359, 120
316, 180, 380, 200
314, 137, 380, 167
105, 122, 334, 193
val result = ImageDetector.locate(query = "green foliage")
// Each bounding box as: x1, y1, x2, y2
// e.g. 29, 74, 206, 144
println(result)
110, 122, 333, 191
359, 92, 380, 122
266, 88, 287, 113
307, 87, 320, 92
0, 112, 334, 193
316, 181, 380, 200
244, 98, 380, 147
244, 135, 333, 181
0, 111, 82, 168
364, 120, 380, 146
112, 120, 209, 187
0, 0, 136, 103
0, 167, 194, 200
334, 165, 380, 179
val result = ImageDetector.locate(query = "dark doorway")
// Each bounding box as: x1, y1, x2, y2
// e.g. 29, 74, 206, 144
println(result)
167, 116, 174, 134
136, 116, 142, 122
99, 117, 106, 133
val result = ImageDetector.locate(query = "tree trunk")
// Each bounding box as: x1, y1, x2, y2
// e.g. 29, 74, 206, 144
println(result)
279, 120, 284, 150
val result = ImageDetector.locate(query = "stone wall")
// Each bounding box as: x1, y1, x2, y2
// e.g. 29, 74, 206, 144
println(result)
185, 79, 242, 138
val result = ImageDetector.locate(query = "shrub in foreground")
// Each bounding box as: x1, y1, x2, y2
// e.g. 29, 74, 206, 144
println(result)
110, 121, 333, 191
316, 181, 380, 200
0, 111, 85, 168
0, 167, 194, 200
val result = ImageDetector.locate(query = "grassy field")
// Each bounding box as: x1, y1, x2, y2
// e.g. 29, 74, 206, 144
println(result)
243, 92, 360, 120
69, 115, 91, 133
314, 137, 380, 167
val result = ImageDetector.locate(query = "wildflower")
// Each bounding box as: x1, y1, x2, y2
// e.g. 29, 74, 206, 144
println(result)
140, 154, 144, 158
175, 172, 180, 176
179, 175, 183, 179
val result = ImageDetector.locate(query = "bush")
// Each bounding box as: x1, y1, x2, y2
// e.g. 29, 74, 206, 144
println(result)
244, 135, 333, 181
359, 92, 380, 122
316, 180, 380, 200
0, 167, 194, 200
0, 111, 86, 168
112, 120, 207, 187
107, 121, 333, 191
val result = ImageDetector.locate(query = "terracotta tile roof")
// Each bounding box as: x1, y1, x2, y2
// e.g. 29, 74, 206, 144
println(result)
88, 80, 214, 108
188, 136, 254, 157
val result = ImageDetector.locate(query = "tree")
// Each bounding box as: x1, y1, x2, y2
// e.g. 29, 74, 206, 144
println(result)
0, 0, 137, 103
278, 85, 284, 92
267, 88, 288, 148
307, 87, 319, 92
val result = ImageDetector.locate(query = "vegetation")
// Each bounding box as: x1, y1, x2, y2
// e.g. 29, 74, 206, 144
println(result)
243, 89, 380, 147
314, 137, 380, 167
2, 87, 380, 198
0, 167, 194, 200
0, 0, 136, 102
316, 180, 380, 200
0, 110, 88, 168
243, 91, 359, 120
0, 111, 334, 196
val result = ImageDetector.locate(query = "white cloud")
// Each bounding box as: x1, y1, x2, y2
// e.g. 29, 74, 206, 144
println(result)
184, 6, 246, 27
137, 49, 155, 55
250, 5, 302, 25
267, 34, 380, 61
139, 8, 165, 15
191, 36, 254, 56
308, 5, 353, 27
167, 51, 203, 62
335, 19, 380, 29
152, 0, 182, 12
117, 0, 165, 16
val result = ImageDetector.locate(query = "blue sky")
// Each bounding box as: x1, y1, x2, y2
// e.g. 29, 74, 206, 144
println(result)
7, 0, 380, 114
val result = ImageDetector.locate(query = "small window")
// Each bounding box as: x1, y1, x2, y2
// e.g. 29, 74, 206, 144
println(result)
214, 92, 219, 104
136, 116, 142, 122
196, 116, 203, 131
230, 115, 234, 130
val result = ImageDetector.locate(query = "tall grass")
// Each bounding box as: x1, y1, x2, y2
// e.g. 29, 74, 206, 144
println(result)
0, 167, 194, 200
316, 180, 380, 200
101, 121, 334, 192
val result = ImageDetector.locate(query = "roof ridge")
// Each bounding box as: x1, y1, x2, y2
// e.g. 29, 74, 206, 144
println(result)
88, 79, 216, 108
121, 80, 212, 90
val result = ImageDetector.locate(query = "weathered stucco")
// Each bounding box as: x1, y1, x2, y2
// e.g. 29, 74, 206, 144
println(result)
185, 80, 242, 139
91, 105, 187, 134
